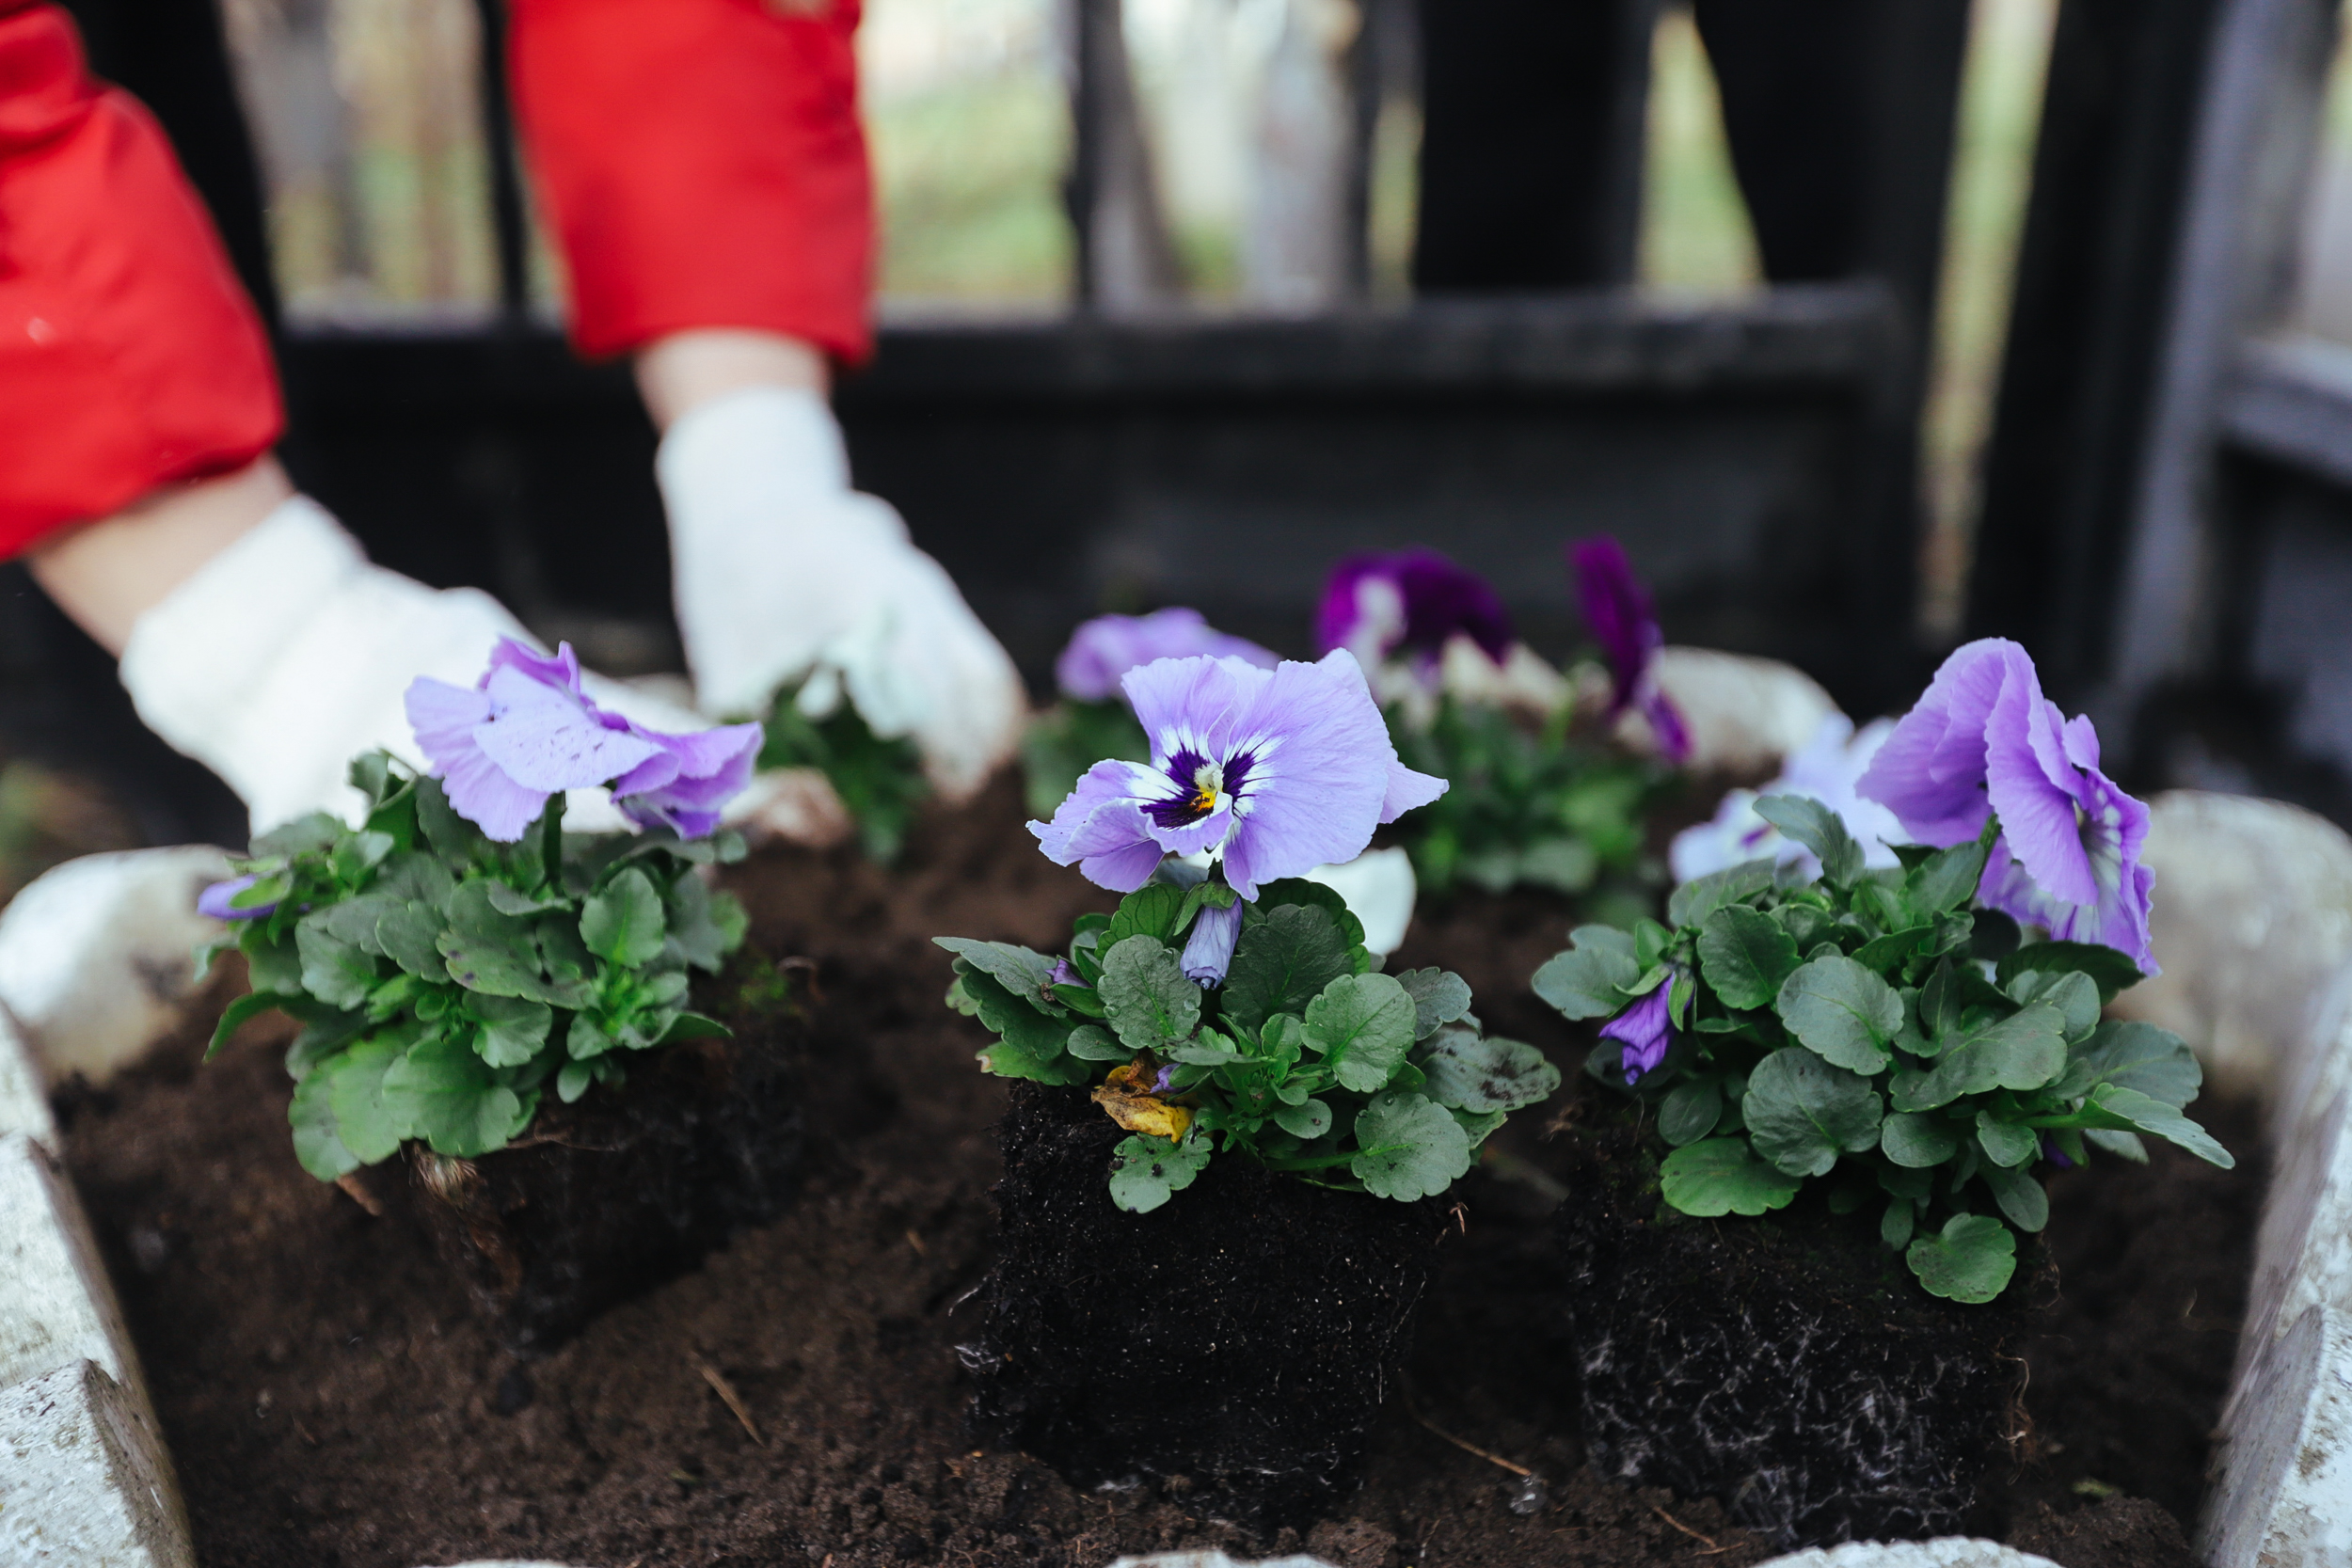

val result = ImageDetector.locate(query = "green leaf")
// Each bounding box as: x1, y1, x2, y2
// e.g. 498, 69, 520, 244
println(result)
374, 901, 451, 983
208, 991, 300, 1060
1976, 1110, 2039, 1169
567, 1013, 612, 1061
581, 867, 666, 968
1698, 905, 1802, 1011
1451, 1106, 1508, 1147
1064, 1022, 1128, 1061
2071, 1020, 2202, 1109
1349, 1091, 1473, 1200
1222, 905, 1355, 1031
960, 968, 1087, 1085
1660, 1137, 1804, 1216
1251, 878, 1373, 965
1880, 1111, 1961, 1168
1532, 926, 1643, 1021
374, 849, 457, 909
1168, 1026, 1243, 1065
556, 1061, 594, 1103
1755, 794, 1864, 884
319, 894, 398, 957
2008, 969, 2102, 1039
2085, 1128, 2150, 1163
1774, 955, 1903, 1073
1173, 877, 1238, 939
656, 1012, 728, 1044
934, 938, 1061, 1010
468, 993, 553, 1069
1666, 858, 1777, 929
1275, 1098, 1332, 1139
485, 881, 566, 917
381, 1036, 529, 1158
1995, 940, 2146, 1004
437, 881, 551, 1000
1396, 968, 1474, 1040
1106, 882, 1190, 949
2084, 1084, 2235, 1168
662, 876, 742, 974
252, 812, 343, 859
1107, 1130, 1210, 1212
1098, 935, 1202, 1051
1906, 1212, 2018, 1303
295, 917, 380, 1009
1850, 926, 1933, 974
1659, 1077, 1724, 1148
1881, 1197, 1916, 1250
1415, 1027, 1561, 1113
1742, 1048, 1883, 1178
1982, 1164, 2050, 1231
322, 1035, 409, 1167
1908, 837, 1992, 916
289, 1068, 361, 1181
1303, 973, 1419, 1093
1892, 1003, 2069, 1111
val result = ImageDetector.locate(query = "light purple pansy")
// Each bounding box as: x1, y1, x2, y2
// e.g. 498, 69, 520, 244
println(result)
199, 874, 274, 921
1601, 985, 1674, 1085
1857, 637, 2158, 974
405, 638, 760, 843
1056, 609, 1278, 703
1315, 549, 1513, 674
1030, 651, 1448, 903
1570, 535, 1691, 765
1180, 897, 1246, 985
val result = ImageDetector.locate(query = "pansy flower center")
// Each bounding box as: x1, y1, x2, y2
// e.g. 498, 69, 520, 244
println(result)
1146, 749, 1253, 829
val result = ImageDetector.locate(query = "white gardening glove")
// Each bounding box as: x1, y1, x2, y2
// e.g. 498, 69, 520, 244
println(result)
119, 496, 644, 837
657, 385, 1025, 801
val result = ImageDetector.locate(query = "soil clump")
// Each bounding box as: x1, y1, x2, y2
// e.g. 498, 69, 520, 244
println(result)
55, 776, 2259, 1567
970, 1084, 1446, 1525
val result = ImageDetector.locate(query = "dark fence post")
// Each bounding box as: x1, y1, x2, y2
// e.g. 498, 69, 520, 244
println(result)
471, 0, 533, 322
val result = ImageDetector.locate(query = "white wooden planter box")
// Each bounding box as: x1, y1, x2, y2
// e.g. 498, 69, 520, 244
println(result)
6, 790, 2350, 1567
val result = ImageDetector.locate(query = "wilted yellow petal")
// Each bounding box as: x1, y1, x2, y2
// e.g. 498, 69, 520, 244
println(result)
1091, 1083, 1193, 1142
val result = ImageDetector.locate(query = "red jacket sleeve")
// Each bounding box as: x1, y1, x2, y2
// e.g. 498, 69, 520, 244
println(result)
507, 0, 876, 365
0, 2, 281, 556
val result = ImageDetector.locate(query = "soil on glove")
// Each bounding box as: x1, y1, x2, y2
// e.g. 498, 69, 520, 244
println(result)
55, 776, 2259, 1568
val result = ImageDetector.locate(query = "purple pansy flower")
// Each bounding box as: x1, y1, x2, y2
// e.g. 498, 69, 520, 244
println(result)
1030, 651, 1448, 901
405, 638, 760, 842
1316, 549, 1513, 674
1179, 897, 1245, 984
1057, 609, 1278, 703
1601, 984, 1674, 1085
1048, 956, 1085, 989
1857, 638, 2158, 974
199, 874, 274, 921
1570, 535, 1690, 765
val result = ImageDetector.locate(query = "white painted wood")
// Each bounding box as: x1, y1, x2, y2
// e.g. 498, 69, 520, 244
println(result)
0, 1132, 148, 1405
1756, 1543, 2059, 1568
0, 1003, 56, 1151
0, 1359, 192, 1568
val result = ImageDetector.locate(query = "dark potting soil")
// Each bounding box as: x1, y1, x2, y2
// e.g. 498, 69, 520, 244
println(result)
1552, 1121, 2058, 1547
54, 775, 2259, 1568
342, 1032, 807, 1354
969, 1084, 1447, 1527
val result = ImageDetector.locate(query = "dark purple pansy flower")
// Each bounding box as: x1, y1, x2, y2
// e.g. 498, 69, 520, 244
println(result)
1056, 609, 1278, 703
1601, 984, 1674, 1085
199, 874, 274, 921
405, 638, 760, 842
1857, 638, 2158, 974
1316, 549, 1512, 673
1568, 536, 1690, 764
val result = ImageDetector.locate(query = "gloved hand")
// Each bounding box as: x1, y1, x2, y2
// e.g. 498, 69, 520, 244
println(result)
119, 496, 716, 837
657, 386, 1026, 801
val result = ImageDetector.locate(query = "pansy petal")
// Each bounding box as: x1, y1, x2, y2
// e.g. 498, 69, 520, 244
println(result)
476, 666, 666, 792
483, 636, 582, 693
1984, 671, 2098, 907
1179, 897, 1245, 984
1216, 652, 1394, 897
1378, 757, 1449, 823
1123, 654, 1268, 769
405, 677, 496, 768
1057, 609, 1276, 702
1148, 796, 1235, 858
439, 740, 550, 842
